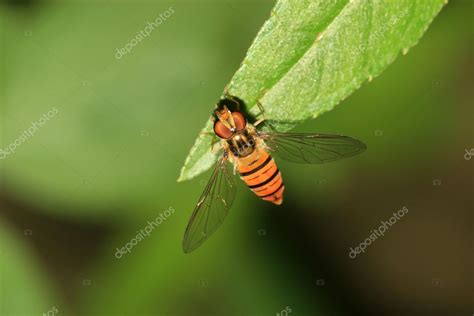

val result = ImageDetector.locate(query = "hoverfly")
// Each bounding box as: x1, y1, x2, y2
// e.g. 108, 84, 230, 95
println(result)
182, 96, 366, 253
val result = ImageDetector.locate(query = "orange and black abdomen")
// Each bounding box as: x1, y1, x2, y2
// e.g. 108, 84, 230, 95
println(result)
238, 149, 285, 205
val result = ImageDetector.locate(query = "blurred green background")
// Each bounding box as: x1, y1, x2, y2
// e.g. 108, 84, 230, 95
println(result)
0, 0, 472, 315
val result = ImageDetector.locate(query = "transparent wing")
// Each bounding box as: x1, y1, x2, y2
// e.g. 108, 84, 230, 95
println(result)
259, 132, 366, 164
182, 154, 236, 253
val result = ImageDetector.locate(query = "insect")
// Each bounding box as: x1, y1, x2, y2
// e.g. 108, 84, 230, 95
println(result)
182, 96, 366, 253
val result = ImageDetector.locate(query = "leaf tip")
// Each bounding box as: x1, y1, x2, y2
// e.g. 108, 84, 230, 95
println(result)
177, 167, 187, 182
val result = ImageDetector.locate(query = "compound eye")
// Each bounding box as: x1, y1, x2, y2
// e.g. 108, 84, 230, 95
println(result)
213, 121, 233, 139
232, 112, 247, 131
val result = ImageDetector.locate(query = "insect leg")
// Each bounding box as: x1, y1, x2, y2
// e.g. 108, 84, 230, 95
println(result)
256, 101, 266, 113
200, 131, 214, 137
254, 101, 267, 127
208, 137, 222, 153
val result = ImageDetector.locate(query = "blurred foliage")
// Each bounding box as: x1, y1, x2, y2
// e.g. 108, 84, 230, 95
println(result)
0, 0, 472, 315
0, 220, 59, 315
179, 0, 446, 182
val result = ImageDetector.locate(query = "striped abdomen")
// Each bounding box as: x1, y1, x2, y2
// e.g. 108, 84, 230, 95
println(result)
237, 149, 284, 205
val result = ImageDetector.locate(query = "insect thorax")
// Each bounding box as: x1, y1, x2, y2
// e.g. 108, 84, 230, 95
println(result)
227, 129, 256, 158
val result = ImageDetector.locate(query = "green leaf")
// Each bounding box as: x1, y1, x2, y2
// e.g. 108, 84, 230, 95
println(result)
178, 0, 446, 182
